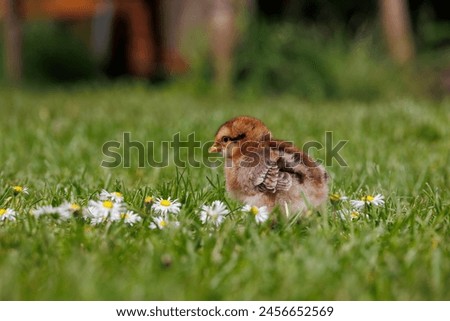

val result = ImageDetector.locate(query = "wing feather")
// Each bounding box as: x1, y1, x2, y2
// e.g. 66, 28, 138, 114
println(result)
244, 140, 327, 194
249, 150, 292, 193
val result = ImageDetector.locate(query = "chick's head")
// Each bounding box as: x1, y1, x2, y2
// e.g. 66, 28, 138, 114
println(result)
209, 116, 271, 158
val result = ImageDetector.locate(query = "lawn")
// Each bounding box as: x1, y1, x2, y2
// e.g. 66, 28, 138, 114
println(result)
0, 83, 449, 300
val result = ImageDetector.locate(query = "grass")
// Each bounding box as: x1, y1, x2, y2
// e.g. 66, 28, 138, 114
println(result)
0, 83, 449, 300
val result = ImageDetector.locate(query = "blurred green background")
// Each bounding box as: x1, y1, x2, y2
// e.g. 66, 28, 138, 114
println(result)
1, 0, 449, 101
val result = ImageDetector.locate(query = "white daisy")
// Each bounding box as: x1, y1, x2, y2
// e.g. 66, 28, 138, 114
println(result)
330, 193, 348, 202
12, 185, 29, 195
99, 190, 124, 203
83, 200, 125, 224
350, 194, 385, 209
0, 208, 17, 221
149, 214, 174, 230
337, 208, 368, 221
32, 205, 58, 217
151, 197, 181, 215
243, 204, 269, 224
56, 202, 81, 220
120, 210, 142, 225
199, 200, 229, 227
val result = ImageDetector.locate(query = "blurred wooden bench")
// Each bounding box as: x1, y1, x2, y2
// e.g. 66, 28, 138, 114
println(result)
1, 0, 188, 82
1, 0, 110, 82
1, 0, 106, 19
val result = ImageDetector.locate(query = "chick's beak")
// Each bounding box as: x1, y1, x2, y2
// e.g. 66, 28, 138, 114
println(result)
208, 143, 222, 153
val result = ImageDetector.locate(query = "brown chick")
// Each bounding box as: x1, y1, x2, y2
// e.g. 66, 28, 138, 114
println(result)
209, 116, 329, 214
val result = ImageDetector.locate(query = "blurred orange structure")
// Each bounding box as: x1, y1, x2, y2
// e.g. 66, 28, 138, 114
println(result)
1, 0, 189, 82
10, 0, 105, 19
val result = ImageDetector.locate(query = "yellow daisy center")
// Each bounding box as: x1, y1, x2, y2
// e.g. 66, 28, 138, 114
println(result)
351, 211, 360, 219
120, 213, 128, 219
13, 186, 23, 193
362, 195, 374, 202
114, 192, 123, 198
0, 209, 6, 216
160, 200, 171, 207
250, 206, 259, 216
160, 220, 168, 227
330, 193, 340, 202
102, 200, 114, 209
70, 204, 81, 211
144, 196, 153, 203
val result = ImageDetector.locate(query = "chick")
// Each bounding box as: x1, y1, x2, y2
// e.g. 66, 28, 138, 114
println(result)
209, 116, 328, 214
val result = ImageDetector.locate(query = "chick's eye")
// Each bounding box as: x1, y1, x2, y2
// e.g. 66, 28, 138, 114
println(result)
222, 136, 231, 143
